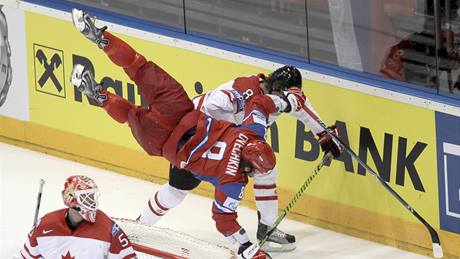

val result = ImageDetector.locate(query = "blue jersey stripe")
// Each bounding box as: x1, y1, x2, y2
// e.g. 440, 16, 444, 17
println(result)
185, 117, 212, 164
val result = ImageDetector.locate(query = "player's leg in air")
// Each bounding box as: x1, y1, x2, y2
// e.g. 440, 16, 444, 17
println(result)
72, 9, 206, 227
71, 8, 193, 126
70, 9, 202, 227
71, 9, 194, 156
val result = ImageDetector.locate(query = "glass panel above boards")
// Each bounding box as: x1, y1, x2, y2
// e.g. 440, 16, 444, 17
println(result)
67, 0, 185, 30
307, 0, 460, 97
184, 0, 308, 58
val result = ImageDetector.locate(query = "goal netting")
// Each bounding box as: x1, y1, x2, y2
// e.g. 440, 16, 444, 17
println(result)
113, 218, 237, 259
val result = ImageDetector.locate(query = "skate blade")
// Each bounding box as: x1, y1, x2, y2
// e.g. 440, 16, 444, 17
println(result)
71, 64, 84, 88
71, 9, 86, 32
261, 241, 296, 253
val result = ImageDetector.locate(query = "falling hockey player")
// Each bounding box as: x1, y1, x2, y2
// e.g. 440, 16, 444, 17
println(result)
70, 8, 342, 259
150, 65, 343, 253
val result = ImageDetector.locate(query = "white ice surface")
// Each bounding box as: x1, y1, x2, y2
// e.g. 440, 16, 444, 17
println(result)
0, 142, 429, 259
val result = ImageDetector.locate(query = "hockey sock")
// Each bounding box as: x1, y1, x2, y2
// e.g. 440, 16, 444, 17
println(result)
254, 171, 278, 226
139, 184, 188, 225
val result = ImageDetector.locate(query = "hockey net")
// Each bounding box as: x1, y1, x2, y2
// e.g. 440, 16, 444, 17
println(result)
113, 218, 237, 259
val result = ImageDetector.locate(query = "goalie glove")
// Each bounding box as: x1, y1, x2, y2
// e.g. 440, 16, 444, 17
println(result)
238, 242, 271, 259
281, 87, 305, 113
317, 125, 343, 158
71, 64, 107, 106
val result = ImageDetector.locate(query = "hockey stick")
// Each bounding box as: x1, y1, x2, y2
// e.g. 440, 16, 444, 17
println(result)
259, 153, 332, 248
33, 179, 45, 226
302, 108, 443, 258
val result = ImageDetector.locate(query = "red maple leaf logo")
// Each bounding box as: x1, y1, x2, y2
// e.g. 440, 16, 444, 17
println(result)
61, 251, 75, 259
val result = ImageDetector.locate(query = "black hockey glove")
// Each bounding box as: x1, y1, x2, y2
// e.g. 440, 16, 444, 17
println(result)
317, 125, 343, 158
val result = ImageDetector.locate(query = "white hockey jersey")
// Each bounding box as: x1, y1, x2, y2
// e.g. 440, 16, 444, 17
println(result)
20, 208, 136, 259
192, 74, 324, 135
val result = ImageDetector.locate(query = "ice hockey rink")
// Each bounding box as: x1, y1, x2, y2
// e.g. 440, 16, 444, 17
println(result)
0, 142, 429, 259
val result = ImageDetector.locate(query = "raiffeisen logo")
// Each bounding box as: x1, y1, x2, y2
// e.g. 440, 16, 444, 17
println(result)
33, 44, 65, 98
436, 112, 460, 235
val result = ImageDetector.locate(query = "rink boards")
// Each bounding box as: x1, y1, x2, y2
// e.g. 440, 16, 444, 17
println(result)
0, 2, 459, 257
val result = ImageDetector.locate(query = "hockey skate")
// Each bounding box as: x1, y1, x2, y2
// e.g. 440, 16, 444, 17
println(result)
71, 64, 107, 105
257, 212, 296, 252
71, 9, 108, 49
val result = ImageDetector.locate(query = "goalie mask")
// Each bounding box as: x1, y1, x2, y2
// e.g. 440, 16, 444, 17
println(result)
241, 140, 276, 175
266, 65, 302, 93
62, 175, 100, 223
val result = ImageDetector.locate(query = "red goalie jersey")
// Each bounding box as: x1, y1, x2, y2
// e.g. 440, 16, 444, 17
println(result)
20, 209, 136, 259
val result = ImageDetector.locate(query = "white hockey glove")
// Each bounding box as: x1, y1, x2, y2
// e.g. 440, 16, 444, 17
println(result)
238, 242, 272, 259
71, 64, 107, 105
281, 87, 306, 113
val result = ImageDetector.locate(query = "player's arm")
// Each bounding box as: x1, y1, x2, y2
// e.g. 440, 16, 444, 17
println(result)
20, 223, 42, 259
212, 185, 270, 258
108, 222, 137, 259
241, 94, 286, 139
281, 87, 342, 158
194, 89, 244, 122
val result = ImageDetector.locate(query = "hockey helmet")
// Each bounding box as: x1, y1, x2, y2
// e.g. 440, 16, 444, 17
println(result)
62, 175, 100, 223
241, 140, 276, 175
266, 65, 302, 92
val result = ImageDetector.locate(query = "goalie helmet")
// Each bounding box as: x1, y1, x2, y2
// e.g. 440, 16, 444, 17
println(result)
241, 140, 276, 174
62, 175, 100, 223
266, 65, 302, 92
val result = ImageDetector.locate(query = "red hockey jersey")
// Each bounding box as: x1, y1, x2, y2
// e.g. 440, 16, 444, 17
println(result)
174, 94, 278, 236
20, 209, 136, 259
